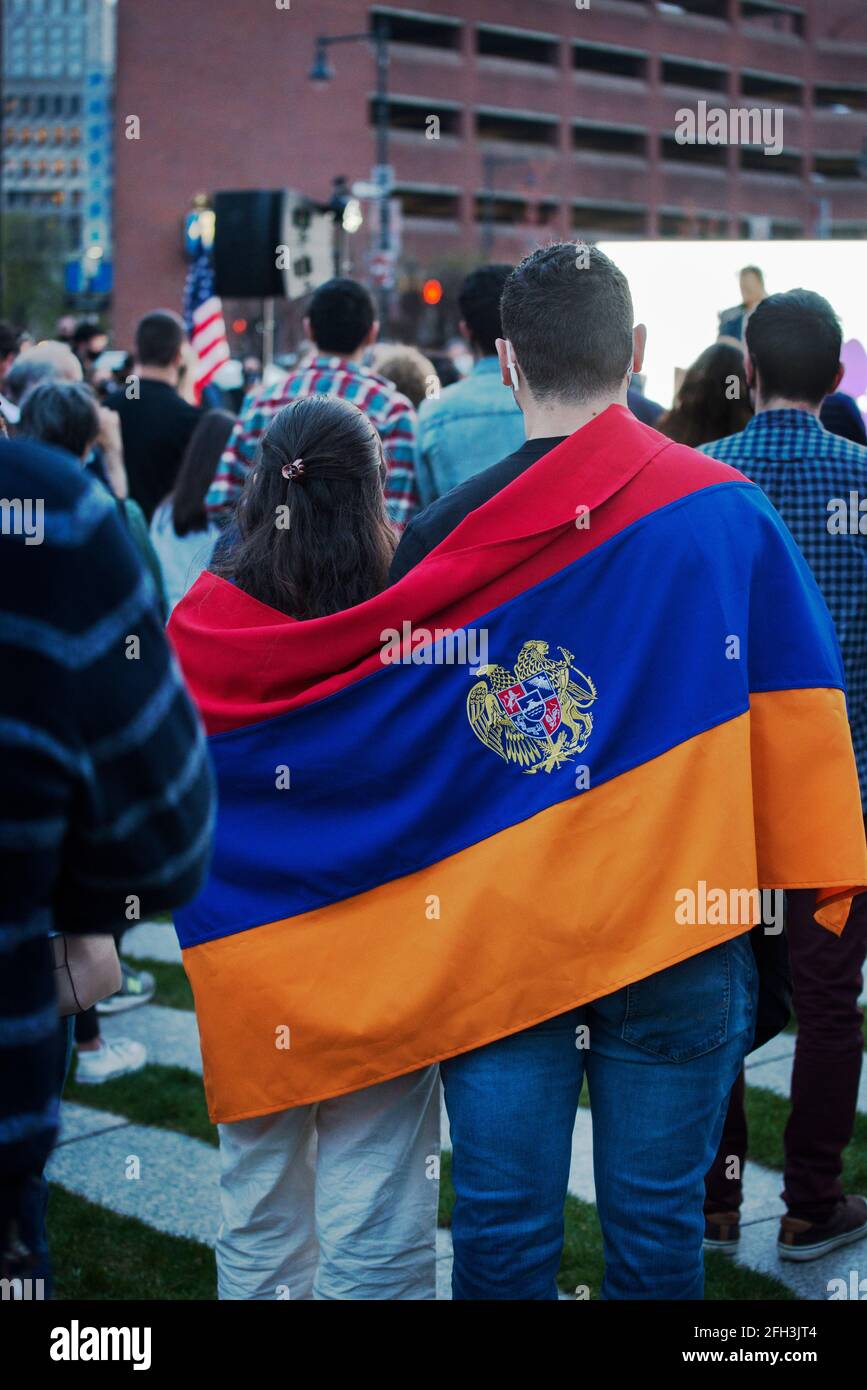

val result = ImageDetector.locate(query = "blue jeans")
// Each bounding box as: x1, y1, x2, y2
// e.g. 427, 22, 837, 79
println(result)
441, 934, 758, 1300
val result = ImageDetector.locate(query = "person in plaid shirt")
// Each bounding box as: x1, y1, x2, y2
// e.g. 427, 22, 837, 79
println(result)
701, 288, 867, 1263
206, 278, 418, 531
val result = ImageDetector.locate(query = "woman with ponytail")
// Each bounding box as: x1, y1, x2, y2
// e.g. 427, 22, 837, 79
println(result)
186, 394, 440, 1301
212, 394, 396, 617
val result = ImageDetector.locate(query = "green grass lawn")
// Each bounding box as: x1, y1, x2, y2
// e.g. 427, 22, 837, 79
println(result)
65, 1062, 217, 1147
50, 1162, 792, 1302
744, 1086, 867, 1194
49, 1187, 216, 1301
135, 956, 195, 1011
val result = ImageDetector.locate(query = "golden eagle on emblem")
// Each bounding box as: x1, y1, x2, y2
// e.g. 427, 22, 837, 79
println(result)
467, 640, 597, 774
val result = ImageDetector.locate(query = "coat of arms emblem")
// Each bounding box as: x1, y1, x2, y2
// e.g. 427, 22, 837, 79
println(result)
467, 640, 597, 774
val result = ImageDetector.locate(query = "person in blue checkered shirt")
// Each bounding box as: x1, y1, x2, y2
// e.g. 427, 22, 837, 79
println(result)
701, 288, 867, 1263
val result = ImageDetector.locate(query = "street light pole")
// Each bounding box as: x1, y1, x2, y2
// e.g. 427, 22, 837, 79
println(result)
310, 22, 393, 323
373, 20, 390, 258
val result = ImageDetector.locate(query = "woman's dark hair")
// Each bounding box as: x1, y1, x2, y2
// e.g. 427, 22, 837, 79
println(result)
19, 380, 99, 457
657, 340, 753, 448
170, 409, 236, 537
213, 394, 395, 620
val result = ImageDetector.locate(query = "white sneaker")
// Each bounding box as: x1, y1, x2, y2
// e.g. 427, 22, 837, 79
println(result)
75, 1036, 147, 1084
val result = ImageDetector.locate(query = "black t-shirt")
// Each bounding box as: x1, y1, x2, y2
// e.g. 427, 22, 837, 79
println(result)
105, 379, 201, 522
389, 436, 567, 584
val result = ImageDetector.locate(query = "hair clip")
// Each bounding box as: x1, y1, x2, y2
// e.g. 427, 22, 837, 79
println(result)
281, 458, 305, 482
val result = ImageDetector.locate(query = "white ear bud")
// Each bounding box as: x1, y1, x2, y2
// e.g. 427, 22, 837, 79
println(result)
506, 345, 520, 393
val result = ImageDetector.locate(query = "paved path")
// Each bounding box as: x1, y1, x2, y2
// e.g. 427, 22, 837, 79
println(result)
48, 921, 866, 1301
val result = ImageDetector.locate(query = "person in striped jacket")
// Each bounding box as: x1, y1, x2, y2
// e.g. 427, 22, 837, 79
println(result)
206, 278, 419, 533
0, 435, 213, 1290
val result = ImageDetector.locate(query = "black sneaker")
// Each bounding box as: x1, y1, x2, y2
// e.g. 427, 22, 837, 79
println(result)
703, 1211, 740, 1253
778, 1195, 867, 1262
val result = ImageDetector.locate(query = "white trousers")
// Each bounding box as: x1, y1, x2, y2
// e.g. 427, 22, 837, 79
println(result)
216, 1066, 441, 1300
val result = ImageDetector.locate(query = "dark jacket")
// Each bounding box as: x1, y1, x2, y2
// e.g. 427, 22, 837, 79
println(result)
105, 378, 200, 522
0, 437, 213, 1243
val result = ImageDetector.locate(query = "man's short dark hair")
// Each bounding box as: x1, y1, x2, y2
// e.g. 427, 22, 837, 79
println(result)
19, 380, 99, 457
72, 320, 103, 348
459, 263, 513, 357
740, 265, 764, 282
135, 310, 185, 367
307, 278, 376, 356
745, 289, 842, 406
500, 243, 633, 403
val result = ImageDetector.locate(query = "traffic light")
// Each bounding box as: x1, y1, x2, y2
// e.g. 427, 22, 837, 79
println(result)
328, 176, 363, 234
422, 278, 443, 306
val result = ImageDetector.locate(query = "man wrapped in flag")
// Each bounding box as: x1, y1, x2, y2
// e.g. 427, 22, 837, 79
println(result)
169, 245, 867, 1301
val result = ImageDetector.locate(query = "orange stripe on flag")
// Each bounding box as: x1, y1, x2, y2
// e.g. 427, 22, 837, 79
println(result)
184, 691, 866, 1123
749, 688, 867, 932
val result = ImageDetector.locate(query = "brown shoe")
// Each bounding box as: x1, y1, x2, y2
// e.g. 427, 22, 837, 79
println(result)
703, 1211, 740, 1253
778, 1195, 867, 1262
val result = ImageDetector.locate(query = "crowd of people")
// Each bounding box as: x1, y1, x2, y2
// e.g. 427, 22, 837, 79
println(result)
2, 241, 867, 1301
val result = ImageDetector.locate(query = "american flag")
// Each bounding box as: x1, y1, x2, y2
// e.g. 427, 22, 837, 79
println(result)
183, 248, 231, 394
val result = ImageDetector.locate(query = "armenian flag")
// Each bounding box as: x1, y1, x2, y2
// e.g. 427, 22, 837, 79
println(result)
170, 404, 867, 1123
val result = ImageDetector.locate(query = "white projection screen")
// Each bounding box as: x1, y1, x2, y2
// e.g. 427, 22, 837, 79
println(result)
599, 240, 867, 419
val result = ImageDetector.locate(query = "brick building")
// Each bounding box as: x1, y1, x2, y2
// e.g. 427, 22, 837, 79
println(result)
112, 0, 867, 344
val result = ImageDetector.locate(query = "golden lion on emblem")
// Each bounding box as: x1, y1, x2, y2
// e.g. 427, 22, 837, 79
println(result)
467, 639, 597, 774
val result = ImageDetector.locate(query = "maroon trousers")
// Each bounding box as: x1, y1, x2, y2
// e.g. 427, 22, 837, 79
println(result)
705, 882, 867, 1222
